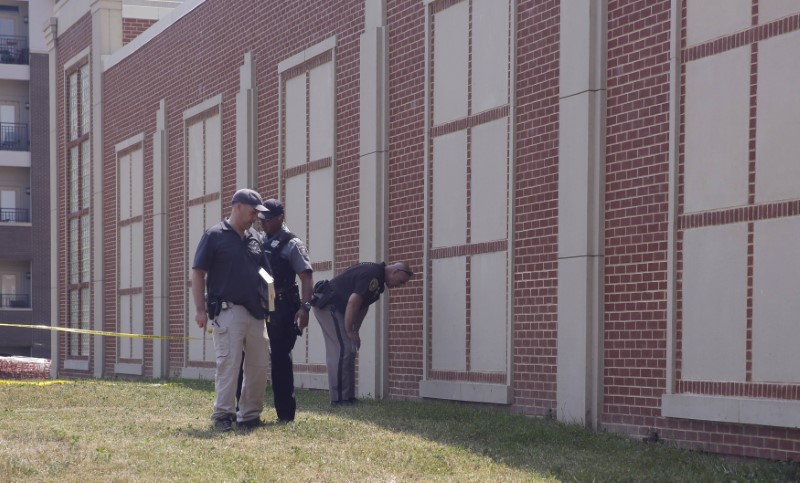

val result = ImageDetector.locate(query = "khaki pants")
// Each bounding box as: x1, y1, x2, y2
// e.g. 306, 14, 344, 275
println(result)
313, 305, 357, 403
210, 304, 269, 423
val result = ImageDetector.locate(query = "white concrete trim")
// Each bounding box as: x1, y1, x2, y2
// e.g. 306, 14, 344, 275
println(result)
277, 36, 337, 74
0, 64, 29, 80
294, 372, 328, 390
114, 362, 143, 376
64, 359, 90, 371
103, 0, 207, 71
420, 379, 512, 404
114, 132, 145, 153
180, 366, 216, 380
63, 47, 91, 72
182, 94, 222, 121
151, 100, 168, 378
48, 18, 60, 378
662, 394, 800, 428
0, 151, 31, 168
421, 0, 432, 383
53, 0, 93, 38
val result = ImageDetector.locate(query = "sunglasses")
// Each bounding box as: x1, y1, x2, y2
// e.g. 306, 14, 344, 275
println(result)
398, 269, 414, 277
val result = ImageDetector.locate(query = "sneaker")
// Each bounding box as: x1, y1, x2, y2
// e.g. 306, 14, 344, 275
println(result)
237, 418, 264, 430
212, 418, 233, 432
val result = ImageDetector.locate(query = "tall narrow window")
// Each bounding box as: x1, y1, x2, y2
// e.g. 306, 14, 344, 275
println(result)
117, 140, 144, 372
65, 61, 91, 359
184, 102, 222, 369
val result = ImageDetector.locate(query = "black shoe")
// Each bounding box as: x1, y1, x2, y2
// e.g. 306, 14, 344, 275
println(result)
347, 397, 359, 404
331, 399, 352, 406
237, 418, 264, 430
212, 418, 233, 432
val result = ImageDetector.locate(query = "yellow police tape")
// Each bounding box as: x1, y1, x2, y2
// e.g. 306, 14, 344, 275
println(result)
0, 322, 203, 341
0, 380, 73, 386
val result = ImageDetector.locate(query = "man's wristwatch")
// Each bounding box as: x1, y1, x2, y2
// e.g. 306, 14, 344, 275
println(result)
300, 302, 311, 312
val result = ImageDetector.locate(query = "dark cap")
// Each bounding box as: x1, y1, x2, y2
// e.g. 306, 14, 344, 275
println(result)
257, 199, 284, 220
231, 189, 269, 212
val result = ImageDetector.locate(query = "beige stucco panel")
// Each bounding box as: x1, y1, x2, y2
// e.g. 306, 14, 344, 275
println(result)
684, 46, 750, 213
187, 121, 204, 199
682, 223, 747, 381
755, 30, 800, 204
432, 131, 467, 247
205, 114, 221, 195
470, 119, 508, 244
471, 0, 509, 113
433, 0, 468, 125
119, 224, 131, 289
759, 0, 800, 23
309, 168, 334, 262
469, 251, 507, 373
284, 175, 307, 243
752, 217, 800, 383
432, 256, 467, 372
310, 62, 334, 161
285, 75, 307, 169
686, 0, 751, 46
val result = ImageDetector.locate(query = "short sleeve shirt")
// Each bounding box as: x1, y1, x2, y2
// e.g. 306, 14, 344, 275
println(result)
192, 219, 271, 319
265, 226, 313, 274
328, 262, 386, 313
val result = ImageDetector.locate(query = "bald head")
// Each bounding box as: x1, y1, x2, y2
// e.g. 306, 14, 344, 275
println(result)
385, 261, 414, 288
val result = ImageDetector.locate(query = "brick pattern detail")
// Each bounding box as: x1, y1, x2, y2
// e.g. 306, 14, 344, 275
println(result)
122, 18, 157, 45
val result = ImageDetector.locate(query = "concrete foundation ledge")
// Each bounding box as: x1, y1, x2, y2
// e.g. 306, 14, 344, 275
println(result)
420, 379, 512, 404
662, 393, 800, 428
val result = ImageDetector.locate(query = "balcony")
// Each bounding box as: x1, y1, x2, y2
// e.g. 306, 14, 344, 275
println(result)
0, 207, 28, 223
0, 123, 29, 151
0, 293, 30, 309
0, 35, 28, 65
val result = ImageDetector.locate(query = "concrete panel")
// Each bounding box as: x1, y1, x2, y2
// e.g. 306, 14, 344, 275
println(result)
759, 0, 799, 23
285, 75, 307, 169
560, 0, 605, 96
470, 251, 507, 372
755, 30, 800, 203
187, 204, 204, 271
684, 47, 750, 213
186, 121, 204, 199
359, 26, 387, 156
119, 225, 130, 289
285, 175, 307, 243
132, 293, 143, 357
472, 0, 509, 113
310, 62, 334, 161
470, 119, 508, 244
131, 222, 143, 286
205, 114, 221, 195
130, 149, 143, 217
432, 131, 467, 247
309, 168, 334, 261
119, 295, 130, 358
682, 224, 747, 381
119, 153, 131, 218
205, 200, 221, 228
419, 379, 512, 404
431, 256, 466, 371
752, 217, 800, 383
663, 393, 800, 428
433, 1, 468, 124
686, 0, 751, 46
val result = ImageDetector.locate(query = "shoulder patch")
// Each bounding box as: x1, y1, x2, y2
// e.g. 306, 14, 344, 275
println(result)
369, 278, 379, 292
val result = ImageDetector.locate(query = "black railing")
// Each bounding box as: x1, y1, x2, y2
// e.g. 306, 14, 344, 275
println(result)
0, 293, 30, 309
0, 35, 28, 65
0, 122, 29, 151
0, 208, 29, 222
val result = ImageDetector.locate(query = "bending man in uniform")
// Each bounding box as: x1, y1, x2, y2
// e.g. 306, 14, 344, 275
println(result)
191, 188, 272, 432
312, 261, 413, 405
257, 199, 313, 422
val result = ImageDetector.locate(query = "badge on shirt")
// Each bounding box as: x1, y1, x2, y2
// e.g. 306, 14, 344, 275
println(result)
270, 239, 281, 249
369, 278, 379, 293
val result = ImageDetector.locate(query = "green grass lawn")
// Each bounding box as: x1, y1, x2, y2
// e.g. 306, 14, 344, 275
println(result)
0, 379, 797, 482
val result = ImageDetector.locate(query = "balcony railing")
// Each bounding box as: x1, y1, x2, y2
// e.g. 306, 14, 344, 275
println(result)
0, 208, 29, 223
0, 35, 28, 65
0, 123, 29, 151
0, 293, 30, 309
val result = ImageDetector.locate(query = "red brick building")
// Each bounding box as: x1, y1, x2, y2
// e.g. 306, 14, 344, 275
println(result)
47, 0, 800, 460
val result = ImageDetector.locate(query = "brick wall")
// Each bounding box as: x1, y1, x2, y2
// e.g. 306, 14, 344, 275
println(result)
122, 18, 157, 45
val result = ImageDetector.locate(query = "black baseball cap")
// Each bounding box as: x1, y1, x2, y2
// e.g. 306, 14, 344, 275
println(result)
231, 189, 269, 212
258, 199, 284, 220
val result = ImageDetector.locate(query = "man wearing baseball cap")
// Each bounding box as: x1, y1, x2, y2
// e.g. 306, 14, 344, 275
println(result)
191, 188, 272, 432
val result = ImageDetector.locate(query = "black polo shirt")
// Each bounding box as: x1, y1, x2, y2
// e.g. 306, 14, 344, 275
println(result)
192, 220, 271, 319
327, 262, 386, 313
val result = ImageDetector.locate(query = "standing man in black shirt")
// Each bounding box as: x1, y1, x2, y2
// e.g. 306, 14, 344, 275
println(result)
257, 199, 313, 422
191, 188, 272, 432
311, 261, 413, 405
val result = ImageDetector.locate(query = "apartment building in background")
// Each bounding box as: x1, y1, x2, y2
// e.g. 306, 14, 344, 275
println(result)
0, 0, 53, 358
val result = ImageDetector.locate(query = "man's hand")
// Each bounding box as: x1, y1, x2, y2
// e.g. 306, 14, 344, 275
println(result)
348, 330, 361, 350
294, 308, 309, 332
196, 312, 208, 330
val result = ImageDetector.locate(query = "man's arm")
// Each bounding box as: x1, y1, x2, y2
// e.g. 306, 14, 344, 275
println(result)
344, 292, 366, 349
191, 268, 208, 329
294, 269, 314, 330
